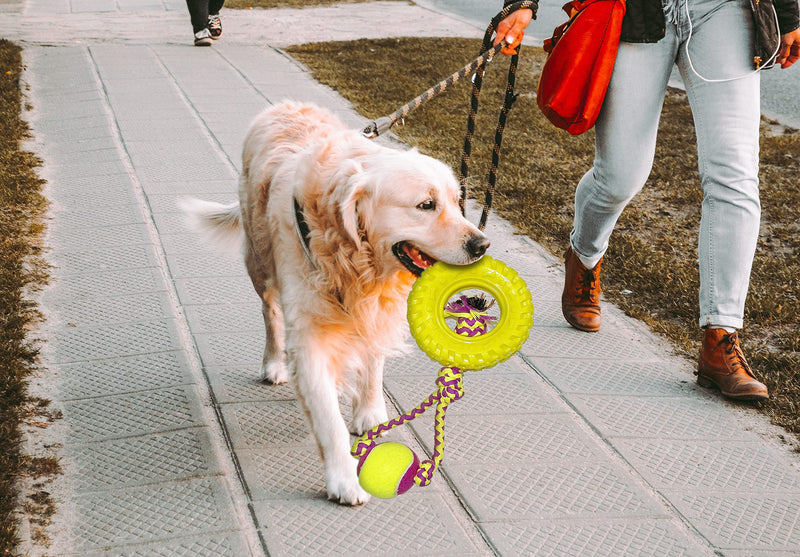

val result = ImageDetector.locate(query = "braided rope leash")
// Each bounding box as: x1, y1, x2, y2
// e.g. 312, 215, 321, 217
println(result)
361, 0, 539, 231
460, 0, 537, 230
350, 296, 496, 493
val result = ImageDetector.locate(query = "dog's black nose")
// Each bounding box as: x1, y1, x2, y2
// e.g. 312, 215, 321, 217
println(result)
466, 235, 490, 258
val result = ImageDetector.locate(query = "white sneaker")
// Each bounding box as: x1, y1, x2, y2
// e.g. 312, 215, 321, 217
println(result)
194, 28, 213, 46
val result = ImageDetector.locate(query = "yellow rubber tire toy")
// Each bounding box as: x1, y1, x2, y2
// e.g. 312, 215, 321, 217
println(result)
407, 256, 533, 370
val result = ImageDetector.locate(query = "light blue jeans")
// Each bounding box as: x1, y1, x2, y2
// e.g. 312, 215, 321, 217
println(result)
570, 0, 761, 329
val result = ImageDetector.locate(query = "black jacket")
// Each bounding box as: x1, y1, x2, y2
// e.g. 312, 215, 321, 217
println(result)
619, 0, 799, 42
504, 0, 799, 39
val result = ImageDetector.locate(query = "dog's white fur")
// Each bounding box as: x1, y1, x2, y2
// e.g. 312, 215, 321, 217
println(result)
181, 101, 488, 505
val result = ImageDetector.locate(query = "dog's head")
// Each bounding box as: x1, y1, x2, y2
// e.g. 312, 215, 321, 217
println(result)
338, 148, 489, 277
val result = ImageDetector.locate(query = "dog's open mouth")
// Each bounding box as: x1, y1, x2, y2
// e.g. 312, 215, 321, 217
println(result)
393, 242, 437, 277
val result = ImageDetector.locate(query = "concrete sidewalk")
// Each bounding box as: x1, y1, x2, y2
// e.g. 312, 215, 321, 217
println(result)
6, 0, 800, 555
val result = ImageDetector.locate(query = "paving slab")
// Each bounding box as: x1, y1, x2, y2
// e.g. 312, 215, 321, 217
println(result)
6, 1, 800, 556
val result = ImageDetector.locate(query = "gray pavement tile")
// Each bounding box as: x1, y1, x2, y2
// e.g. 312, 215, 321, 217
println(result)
46, 290, 174, 328
50, 319, 183, 363
182, 304, 262, 334
71, 0, 115, 12
39, 135, 118, 156
221, 401, 313, 450
159, 231, 214, 254
448, 459, 668, 522
528, 300, 570, 327
47, 172, 135, 195
66, 427, 221, 492
481, 518, 708, 557
49, 223, 153, 251
166, 251, 246, 279
43, 267, 167, 299
522, 325, 665, 360
49, 244, 160, 276
385, 365, 565, 418
55, 159, 130, 180
140, 178, 237, 195
665, 492, 800, 552
204, 365, 294, 404
214, 45, 307, 87
410, 413, 602, 467
236, 446, 327, 501
35, 116, 116, 140
613, 439, 800, 492
570, 395, 759, 441
61, 385, 205, 444
55, 351, 193, 400
152, 210, 204, 235
47, 201, 145, 229
46, 187, 138, 209
532, 358, 698, 396
173, 275, 256, 306
80, 533, 251, 557
254, 492, 485, 557
116, 121, 205, 142
67, 477, 238, 552
145, 192, 233, 213
193, 331, 265, 366
36, 123, 115, 144
129, 153, 235, 183
123, 139, 228, 168
383, 346, 449, 376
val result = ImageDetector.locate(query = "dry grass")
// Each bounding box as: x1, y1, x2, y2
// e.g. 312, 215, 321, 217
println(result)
0, 39, 51, 553
287, 37, 800, 442
225, 0, 403, 11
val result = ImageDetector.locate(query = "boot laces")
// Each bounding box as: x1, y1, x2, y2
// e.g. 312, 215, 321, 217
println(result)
576, 267, 599, 302
716, 333, 756, 378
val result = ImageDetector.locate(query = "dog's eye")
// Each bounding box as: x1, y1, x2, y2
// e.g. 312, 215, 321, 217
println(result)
416, 200, 436, 211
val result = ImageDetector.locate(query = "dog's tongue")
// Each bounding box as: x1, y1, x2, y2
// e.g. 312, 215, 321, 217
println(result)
404, 244, 435, 269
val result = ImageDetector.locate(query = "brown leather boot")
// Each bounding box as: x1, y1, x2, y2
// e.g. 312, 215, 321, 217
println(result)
697, 328, 768, 401
561, 246, 602, 332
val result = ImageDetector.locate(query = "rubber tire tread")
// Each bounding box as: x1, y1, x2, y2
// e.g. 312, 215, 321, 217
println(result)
407, 256, 533, 370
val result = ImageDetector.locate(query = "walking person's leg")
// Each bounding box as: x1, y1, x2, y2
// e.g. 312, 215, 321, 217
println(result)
207, 0, 224, 39
186, 0, 213, 45
676, 0, 767, 399
562, 28, 679, 331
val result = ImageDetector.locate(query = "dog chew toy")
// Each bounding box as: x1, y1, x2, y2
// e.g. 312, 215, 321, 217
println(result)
351, 256, 533, 498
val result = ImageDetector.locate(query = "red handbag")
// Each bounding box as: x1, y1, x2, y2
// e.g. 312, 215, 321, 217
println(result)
536, 0, 627, 135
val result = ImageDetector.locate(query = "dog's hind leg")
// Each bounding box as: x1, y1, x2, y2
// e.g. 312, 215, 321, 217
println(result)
244, 247, 288, 384
259, 291, 288, 384
350, 354, 389, 436
291, 347, 370, 505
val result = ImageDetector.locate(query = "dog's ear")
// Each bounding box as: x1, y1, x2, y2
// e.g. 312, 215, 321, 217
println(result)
338, 160, 369, 245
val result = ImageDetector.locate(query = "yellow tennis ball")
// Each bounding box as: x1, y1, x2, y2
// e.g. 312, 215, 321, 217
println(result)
357, 442, 420, 499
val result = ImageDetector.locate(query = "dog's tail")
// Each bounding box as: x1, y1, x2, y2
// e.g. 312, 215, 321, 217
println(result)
179, 197, 243, 249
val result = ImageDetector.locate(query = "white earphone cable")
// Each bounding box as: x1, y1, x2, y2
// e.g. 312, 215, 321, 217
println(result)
683, 0, 781, 82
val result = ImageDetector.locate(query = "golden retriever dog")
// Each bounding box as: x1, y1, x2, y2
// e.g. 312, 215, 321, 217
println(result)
181, 101, 489, 505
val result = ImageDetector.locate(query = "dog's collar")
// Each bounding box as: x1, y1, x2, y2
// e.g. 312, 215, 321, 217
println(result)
293, 197, 315, 265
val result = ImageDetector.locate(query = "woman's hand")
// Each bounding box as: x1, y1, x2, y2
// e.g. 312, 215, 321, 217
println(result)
776, 28, 800, 68
493, 9, 534, 55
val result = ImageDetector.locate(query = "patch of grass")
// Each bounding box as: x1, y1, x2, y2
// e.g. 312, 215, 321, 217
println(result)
225, 0, 403, 11
0, 39, 50, 553
287, 37, 800, 441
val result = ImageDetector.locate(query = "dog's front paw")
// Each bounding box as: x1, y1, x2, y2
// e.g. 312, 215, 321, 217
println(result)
350, 404, 389, 436
326, 462, 371, 506
260, 361, 288, 385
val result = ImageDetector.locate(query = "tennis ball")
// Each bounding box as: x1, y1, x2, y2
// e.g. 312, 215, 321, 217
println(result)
356, 442, 420, 499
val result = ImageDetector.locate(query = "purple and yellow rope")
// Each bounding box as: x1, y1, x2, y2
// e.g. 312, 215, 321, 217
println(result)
350, 295, 495, 488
